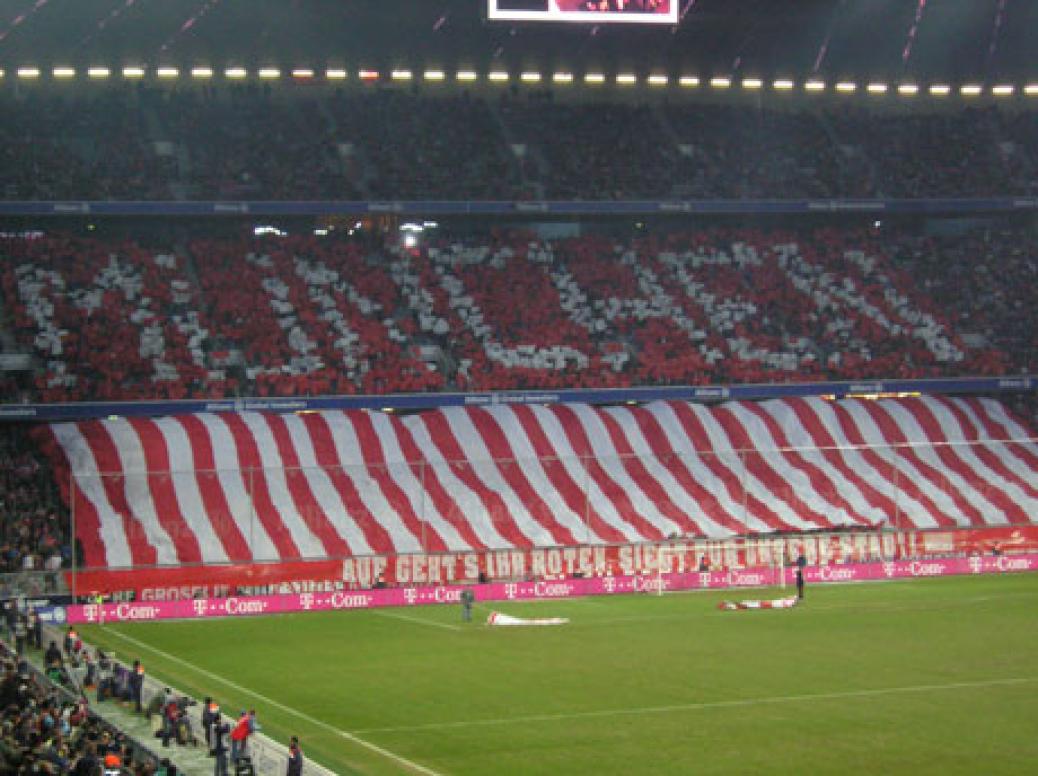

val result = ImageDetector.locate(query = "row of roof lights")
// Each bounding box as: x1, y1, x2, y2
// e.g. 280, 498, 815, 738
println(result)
4, 66, 1038, 96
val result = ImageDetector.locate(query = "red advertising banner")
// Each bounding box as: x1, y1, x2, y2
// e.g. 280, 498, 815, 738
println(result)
65, 526, 1038, 601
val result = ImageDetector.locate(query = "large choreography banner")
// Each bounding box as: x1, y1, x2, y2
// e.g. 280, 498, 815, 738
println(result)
54, 551, 1038, 625
65, 526, 1038, 601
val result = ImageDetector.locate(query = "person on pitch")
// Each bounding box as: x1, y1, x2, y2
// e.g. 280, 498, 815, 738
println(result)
461, 586, 475, 622
796, 549, 807, 599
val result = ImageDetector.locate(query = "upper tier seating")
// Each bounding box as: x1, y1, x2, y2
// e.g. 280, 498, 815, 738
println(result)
2, 90, 1038, 200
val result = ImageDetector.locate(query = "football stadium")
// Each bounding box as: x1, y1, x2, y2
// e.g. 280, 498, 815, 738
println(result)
1, 1, 1038, 773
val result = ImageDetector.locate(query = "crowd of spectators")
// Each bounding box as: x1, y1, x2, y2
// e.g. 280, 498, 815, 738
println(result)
2, 87, 1038, 201
0, 634, 171, 774
1, 223, 1027, 402
0, 426, 72, 576
890, 226, 1038, 374
151, 87, 353, 200
0, 91, 175, 201
329, 90, 527, 200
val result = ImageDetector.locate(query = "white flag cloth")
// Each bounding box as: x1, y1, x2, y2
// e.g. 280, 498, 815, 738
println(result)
718, 596, 798, 611
486, 611, 570, 626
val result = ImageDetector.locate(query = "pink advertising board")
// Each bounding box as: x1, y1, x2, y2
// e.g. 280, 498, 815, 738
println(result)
63, 553, 1038, 625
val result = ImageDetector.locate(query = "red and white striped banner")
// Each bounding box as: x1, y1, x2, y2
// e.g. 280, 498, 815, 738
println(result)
39, 395, 1038, 571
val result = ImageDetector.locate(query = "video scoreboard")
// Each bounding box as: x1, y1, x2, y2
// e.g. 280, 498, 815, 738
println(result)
488, 1, 678, 25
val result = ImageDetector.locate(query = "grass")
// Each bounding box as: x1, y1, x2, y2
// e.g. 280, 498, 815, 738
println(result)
80, 574, 1038, 775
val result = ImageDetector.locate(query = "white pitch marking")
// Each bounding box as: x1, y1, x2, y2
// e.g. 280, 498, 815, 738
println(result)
354, 676, 1038, 734
97, 626, 445, 776
375, 610, 462, 631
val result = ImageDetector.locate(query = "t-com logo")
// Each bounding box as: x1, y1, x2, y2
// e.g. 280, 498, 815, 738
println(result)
299, 593, 315, 610
505, 583, 518, 600
404, 588, 418, 605
969, 556, 984, 575
193, 600, 208, 617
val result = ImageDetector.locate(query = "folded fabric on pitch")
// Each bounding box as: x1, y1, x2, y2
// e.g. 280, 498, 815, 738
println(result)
486, 611, 570, 626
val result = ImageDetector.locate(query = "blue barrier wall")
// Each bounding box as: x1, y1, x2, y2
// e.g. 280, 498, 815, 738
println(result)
0, 197, 1037, 217
1, 376, 1033, 422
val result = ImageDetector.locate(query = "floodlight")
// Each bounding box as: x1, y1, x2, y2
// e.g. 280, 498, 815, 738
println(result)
456, 70, 478, 81
804, 79, 825, 92
835, 81, 857, 93
391, 69, 413, 81
359, 69, 379, 81
647, 74, 669, 86
53, 67, 76, 79
866, 82, 887, 94
709, 76, 730, 89
488, 70, 509, 82
585, 72, 606, 84
326, 68, 347, 80
191, 67, 213, 79
122, 66, 145, 79
616, 73, 638, 85
17, 67, 40, 79
1025, 84, 1038, 95
157, 67, 179, 79
741, 77, 762, 90
423, 70, 445, 81
960, 84, 982, 96
88, 67, 110, 79
773, 79, 794, 91
225, 67, 247, 79
552, 72, 573, 84
992, 84, 1014, 96
929, 83, 950, 95
897, 84, 918, 95
520, 71, 541, 83
258, 68, 280, 79
291, 68, 314, 79
679, 75, 699, 87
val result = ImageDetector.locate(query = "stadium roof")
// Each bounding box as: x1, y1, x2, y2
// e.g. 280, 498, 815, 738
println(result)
0, 0, 1033, 83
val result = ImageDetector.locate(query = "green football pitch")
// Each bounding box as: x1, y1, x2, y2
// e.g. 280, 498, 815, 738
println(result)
80, 574, 1038, 775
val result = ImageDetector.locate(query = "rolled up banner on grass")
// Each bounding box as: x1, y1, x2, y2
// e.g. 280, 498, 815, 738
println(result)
486, 611, 570, 626
717, 596, 799, 611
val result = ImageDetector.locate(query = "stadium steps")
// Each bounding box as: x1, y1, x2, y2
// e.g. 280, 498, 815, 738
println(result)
140, 102, 191, 200
486, 98, 549, 198
813, 110, 884, 196
650, 101, 684, 156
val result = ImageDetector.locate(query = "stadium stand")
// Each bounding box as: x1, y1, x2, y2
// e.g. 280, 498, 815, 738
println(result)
1, 3, 1036, 774
0, 638, 171, 774
0, 426, 71, 575
2, 89, 1038, 201
1, 225, 1015, 402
